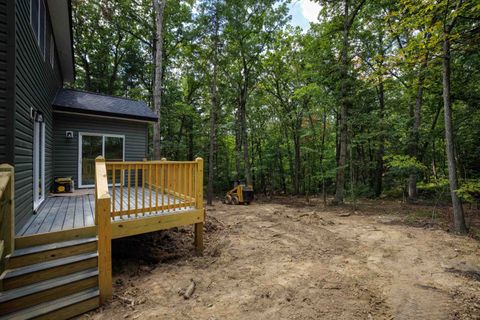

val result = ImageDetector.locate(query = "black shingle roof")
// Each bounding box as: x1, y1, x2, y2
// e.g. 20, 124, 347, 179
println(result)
53, 89, 158, 122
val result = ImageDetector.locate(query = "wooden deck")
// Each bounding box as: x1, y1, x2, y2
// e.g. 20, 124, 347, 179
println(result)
18, 188, 191, 237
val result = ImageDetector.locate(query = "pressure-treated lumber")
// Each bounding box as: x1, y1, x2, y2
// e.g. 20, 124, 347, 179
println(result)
15, 226, 97, 249
111, 208, 204, 239
0, 164, 14, 258
0, 288, 99, 320
95, 156, 113, 303
6, 237, 97, 269
1, 252, 98, 290
0, 268, 98, 314
194, 157, 204, 255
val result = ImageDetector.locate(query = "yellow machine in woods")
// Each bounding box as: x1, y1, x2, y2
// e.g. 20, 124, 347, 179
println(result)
223, 180, 254, 205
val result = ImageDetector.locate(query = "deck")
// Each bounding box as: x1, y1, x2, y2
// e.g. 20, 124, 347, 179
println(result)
18, 188, 191, 237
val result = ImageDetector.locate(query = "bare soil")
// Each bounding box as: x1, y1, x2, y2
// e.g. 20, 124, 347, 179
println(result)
83, 198, 480, 320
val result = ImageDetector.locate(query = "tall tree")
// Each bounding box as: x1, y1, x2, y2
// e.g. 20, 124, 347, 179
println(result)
441, 0, 467, 233
153, 0, 167, 159
318, 0, 366, 204
224, 0, 288, 186
198, 0, 224, 205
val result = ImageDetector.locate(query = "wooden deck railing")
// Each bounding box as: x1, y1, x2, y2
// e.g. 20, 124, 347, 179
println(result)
0, 164, 14, 269
94, 157, 205, 302
94, 157, 112, 303
105, 158, 204, 219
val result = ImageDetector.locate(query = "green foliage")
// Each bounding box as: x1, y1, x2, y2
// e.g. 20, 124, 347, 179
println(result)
456, 181, 480, 204
70, 0, 480, 199
384, 155, 427, 178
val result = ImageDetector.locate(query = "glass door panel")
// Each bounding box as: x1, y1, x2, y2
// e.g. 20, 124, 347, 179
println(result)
81, 135, 103, 186
104, 136, 123, 161
105, 136, 124, 183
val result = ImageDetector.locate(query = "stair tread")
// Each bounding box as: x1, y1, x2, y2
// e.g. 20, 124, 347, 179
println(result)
0, 288, 99, 320
1, 252, 98, 279
0, 268, 98, 303
8, 237, 97, 258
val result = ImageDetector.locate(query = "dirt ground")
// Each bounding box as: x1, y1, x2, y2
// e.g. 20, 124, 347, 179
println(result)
83, 198, 480, 320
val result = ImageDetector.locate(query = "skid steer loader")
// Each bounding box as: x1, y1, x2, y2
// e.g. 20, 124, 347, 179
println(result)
222, 180, 254, 205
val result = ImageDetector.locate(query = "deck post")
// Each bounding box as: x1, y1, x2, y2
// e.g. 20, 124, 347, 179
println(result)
0, 164, 14, 256
95, 157, 112, 303
194, 157, 204, 255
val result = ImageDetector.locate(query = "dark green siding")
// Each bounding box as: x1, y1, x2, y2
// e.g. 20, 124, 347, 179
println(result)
53, 113, 148, 185
0, 0, 15, 165
15, 0, 62, 233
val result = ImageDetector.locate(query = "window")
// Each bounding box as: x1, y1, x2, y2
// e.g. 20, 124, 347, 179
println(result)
30, 0, 39, 41
45, 15, 51, 63
39, 0, 46, 57
30, 0, 47, 59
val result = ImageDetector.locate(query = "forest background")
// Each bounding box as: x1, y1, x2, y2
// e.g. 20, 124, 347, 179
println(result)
70, 0, 480, 234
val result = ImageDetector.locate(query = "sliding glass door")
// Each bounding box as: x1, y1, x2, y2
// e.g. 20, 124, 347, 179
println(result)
79, 133, 125, 187
80, 135, 103, 186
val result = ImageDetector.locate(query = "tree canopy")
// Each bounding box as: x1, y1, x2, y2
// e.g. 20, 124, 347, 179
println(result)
70, 0, 480, 233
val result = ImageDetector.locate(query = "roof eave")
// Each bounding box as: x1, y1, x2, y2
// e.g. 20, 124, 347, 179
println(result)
47, 0, 74, 83
52, 105, 158, 123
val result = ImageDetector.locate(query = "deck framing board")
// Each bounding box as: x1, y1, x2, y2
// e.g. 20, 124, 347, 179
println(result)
111, 208, 204, 239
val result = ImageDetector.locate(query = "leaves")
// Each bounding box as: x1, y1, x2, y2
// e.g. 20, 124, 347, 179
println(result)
70, 0, 480, 197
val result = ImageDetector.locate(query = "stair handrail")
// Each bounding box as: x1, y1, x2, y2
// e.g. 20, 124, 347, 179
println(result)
0, 164, 14, 264
94, 156, 112, 303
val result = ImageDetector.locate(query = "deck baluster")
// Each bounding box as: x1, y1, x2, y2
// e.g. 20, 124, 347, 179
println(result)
112, 164, 116, 214
120, 165, 124, 215
127, 165, 131, 216
167, 164, 171, 210
135, 164, 138, 217
142, 163, 145, 216
155, 164, 159, 212
161, 162, 165, 212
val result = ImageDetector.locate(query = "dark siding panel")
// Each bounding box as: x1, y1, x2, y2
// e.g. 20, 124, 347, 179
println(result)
0, 0, 7, 163
53, 113, 148, 185
0, 0, 14, 165
15, 0, 62, 233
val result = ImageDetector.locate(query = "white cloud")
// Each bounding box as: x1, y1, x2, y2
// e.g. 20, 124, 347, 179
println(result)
299, 0, 321, 23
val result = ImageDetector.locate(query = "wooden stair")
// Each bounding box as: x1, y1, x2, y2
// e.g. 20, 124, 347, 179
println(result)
0, 237, 100, 319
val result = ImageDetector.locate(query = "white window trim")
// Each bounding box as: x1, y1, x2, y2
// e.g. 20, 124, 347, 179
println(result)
33, 121, 46, 210
78, 132, 126, 188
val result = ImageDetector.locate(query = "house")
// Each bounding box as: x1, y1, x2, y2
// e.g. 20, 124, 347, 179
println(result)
0, 1, 205, 318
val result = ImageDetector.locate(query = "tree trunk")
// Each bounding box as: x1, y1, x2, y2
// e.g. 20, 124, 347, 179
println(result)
374, 79, 385, 197
334, 1, 350, 204
153, 0, 166, 160
207, 15, 220, 206
373, 32, 386, 198
293, 124, 301, 195
240, 80, 252, 186
235, 97, 242, 179
186, 117, 194, 160
408, 57, 427, 201
442, 32, 467, 234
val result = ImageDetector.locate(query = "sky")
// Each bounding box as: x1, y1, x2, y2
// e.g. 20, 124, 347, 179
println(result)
288, 0, 322, 31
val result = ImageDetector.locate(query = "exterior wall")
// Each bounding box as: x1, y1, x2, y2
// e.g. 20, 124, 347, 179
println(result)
0, 0, 15, 165
53, 112, 149, 185
14, 0, 62, 233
